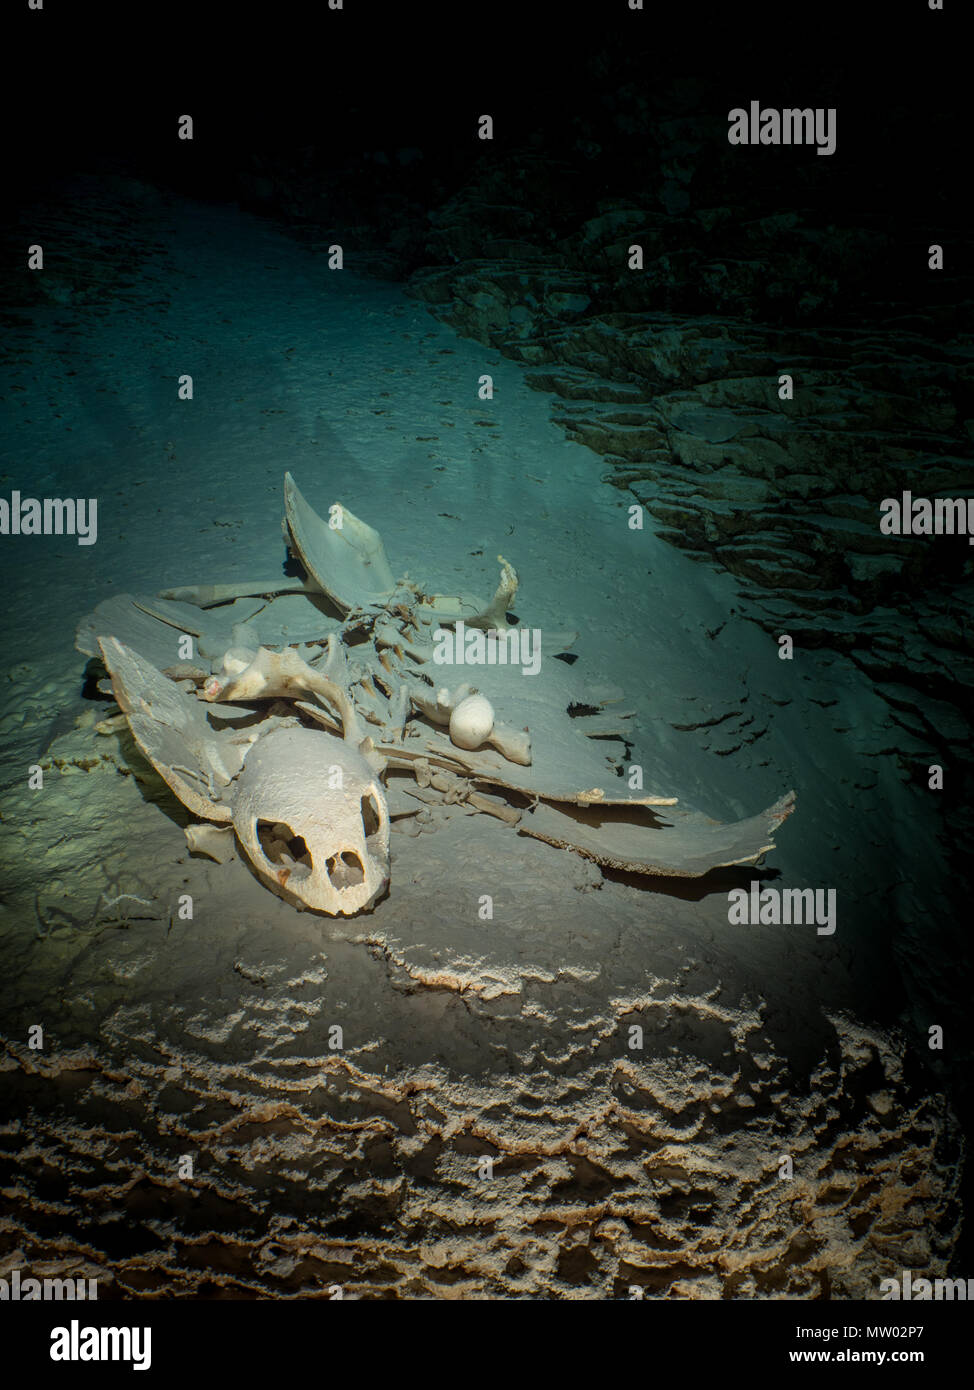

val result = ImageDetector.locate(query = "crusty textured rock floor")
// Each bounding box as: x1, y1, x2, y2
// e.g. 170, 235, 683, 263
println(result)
0, 692, 963, 1297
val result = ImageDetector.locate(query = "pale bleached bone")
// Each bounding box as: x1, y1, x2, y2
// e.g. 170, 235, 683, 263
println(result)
402, 771, 522, 825
153, 587, 342, 648
158, 579, 310, 607
307, 631, 350, 685
78, 593, 277, 671
284, 472, 396, 611
384, 685, 410, 742
200, 644, 366, 743
101, 638, 390, 915
132, 594, 273, 660
201, 644, 388, 777
185, 823, 237, 863
388, 652, 668, 807
413, 727, 675, 806
373, 617, 433, 664
131, 595, 266, 638
415, 555, 519, 632
483, 724, 532, 765
231, 725, 389, 915
246, 593, 342, 647
422, 683, 530, 772
409, 683, 532, 766
78, 595, 191, 671
449, 693, 495, 749
285, 474, 520, 631
517, 791, 797, 877
218, 646, 259, 677
97, 636, 238, 823
293, 700, 348, 738
302, 626, 665, 806
83, 476, 798, 895
332, 719, 790, 876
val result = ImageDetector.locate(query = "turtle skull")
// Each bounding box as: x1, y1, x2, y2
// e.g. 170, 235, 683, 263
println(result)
231, 725, 389, 915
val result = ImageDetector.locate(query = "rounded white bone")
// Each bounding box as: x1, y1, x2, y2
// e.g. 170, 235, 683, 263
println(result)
221, 646, 258, 676
449, 693, 495, 750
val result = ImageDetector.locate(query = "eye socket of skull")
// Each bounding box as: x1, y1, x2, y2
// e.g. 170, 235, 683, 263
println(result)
361, 788, 386, 840
255, 819, 313, 881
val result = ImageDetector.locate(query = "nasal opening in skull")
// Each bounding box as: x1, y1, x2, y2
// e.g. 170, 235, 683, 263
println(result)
326, 850, 365, 890
360, 793, 381, 838
257, 820, 313, 879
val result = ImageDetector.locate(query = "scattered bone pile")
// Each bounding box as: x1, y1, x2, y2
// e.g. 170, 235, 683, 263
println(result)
76, 473, 796, 915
